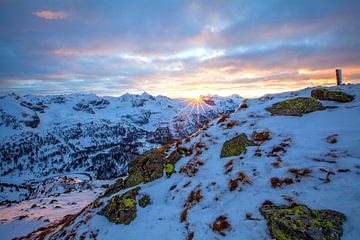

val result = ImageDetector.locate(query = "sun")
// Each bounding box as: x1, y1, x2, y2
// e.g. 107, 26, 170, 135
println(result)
190, 95, 203, 102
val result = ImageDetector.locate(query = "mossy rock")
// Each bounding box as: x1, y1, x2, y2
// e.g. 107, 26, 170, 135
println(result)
139, 195, 151, 208
311, 88, 354, 102
266, 97, 325, 116
220, 133, 255, 158
260, 201, 346, 240
125, 149, 166, 188
99, 186, 141, 224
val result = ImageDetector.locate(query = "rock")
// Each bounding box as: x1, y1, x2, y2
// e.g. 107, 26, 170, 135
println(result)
102, 178, 124, 198
99, 186, 141, 224
220, 133, 255, 158
124, 145, 189, 188
327, 134, 338, 144
266, 97, 325, 116
138, 195, 151, 208
125, 149, 166, 188
311, 88, 354, 102
260, 201, 346, 240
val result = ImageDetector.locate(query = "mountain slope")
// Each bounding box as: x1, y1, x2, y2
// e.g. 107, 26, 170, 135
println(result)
0, 92, 242, 184
15, 84, 360, 240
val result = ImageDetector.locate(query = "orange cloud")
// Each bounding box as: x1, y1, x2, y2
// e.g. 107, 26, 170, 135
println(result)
33, 10, 68, 20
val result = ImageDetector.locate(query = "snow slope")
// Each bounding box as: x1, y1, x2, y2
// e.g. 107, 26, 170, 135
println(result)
10, 84, 359, 240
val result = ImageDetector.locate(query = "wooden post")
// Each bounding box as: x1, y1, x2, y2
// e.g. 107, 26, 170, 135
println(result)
336, 69, 342, 85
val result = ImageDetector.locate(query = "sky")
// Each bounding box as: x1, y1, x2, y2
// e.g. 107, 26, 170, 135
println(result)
0, 0, 359, 98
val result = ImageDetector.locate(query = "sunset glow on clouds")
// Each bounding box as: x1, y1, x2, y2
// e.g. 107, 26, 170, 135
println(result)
0, 0, 359, 98
33, 10, 68, 20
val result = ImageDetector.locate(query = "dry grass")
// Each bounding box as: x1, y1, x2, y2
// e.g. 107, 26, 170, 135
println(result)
270, 177, 294, 188
226, 120, 238, 129
271, 162, 281, 168
224, 160, 233, 169
288, 168, 312, 178
183, 181, 192, 188
184, 186, 203, 208
179, 156, 204, 177
238, 172, 252, 185
217, 114, 229, 123
252, 131, 270, 141
211, 215, 231, 236
229, 179, 238, 191
229, 171, 251, 191
180, 207, 189, 223
224, 166, 233, 175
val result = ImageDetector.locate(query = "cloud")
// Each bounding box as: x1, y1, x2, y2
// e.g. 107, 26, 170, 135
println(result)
0, 1, 359, 97
33, 10, 68, 20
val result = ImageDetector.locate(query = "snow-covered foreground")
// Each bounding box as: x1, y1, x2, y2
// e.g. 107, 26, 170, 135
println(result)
1, 84, 360, 239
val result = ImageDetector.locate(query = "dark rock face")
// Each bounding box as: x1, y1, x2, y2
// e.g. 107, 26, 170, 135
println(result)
220, 133, 255, 158
138, 195, 151, 208
260, 201, 346, 240
73, 102, 95, 114
99, 186, 141, 224
266, 97, 325, 116
147, 126, 173, 144
20, 101, 47, 113
311, 88, 354, 102
22, 114, 40, 128
102, 178, 124, 198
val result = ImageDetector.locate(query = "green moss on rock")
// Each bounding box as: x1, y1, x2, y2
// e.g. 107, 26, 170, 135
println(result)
260, 201, 346, 240
220, 133, 255, 158
99, 186, 141, 224
266, 97, 325, 116
311, 88, 354, 102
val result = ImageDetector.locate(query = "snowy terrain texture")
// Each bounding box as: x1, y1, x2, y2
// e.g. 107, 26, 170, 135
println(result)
0, 84, 359, 239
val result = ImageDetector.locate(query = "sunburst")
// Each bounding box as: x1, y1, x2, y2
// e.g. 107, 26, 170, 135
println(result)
174, 95, 220, 127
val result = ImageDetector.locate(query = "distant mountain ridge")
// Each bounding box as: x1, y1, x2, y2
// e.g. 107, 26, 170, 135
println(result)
0, 92, 243, 180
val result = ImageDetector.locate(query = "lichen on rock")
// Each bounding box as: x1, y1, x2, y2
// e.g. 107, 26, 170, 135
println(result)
99, 186, 141, 225
311, 88, 354, 102
124, 149, 166, 188
220, 133, 255, 158
164, 163, 175, 178
260, 201, 346, 240
266, 97, 325, 116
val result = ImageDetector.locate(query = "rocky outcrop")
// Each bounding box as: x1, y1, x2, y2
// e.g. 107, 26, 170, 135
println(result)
266, 97, 325, 116
124, 147, 186, 188
311, 88, 354, 102
99, 186, 141, 224
220, 133, 255, 158
260, 201, 346, 240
